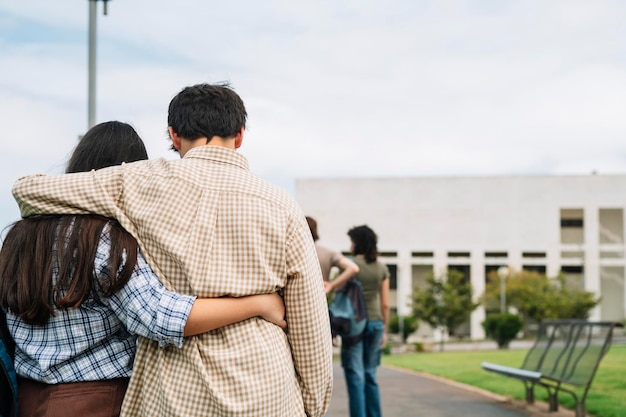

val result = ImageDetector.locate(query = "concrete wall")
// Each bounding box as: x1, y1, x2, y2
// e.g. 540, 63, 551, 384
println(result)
296, 174, 626, 340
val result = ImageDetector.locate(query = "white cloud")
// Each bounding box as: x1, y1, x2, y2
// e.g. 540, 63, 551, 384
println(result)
1, 0, 626, 229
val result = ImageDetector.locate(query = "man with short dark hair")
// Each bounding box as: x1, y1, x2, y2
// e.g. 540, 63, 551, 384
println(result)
13, 82, 333, 417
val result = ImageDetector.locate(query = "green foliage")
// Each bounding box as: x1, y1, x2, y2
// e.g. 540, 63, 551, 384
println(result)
411, 269, 479, 345
382, 342, 391, 355
482, 313, 523, 348
482, 270, 601, 329
388, 314, 419, 343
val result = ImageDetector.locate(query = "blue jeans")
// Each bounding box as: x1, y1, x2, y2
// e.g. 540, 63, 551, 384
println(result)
340, 320, 384, 417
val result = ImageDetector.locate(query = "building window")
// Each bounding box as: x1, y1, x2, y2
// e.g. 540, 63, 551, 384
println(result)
599, 208, 624, 244
387, 264, 398, 290
561, 251, 584, 259
523, 265, 546, 274
485, 265, 505, 313
560, 208, 584, 244
412, 251, 434, 258
448, 264, 470, 282
523, 252, 546, 258
600, 251, 623, 259
448, 252, 470, 258
560, 219, 583, 227
600, 266, 624, 321
485, 265, 505, 282
485, 251, 508, 258
412, 265, 434, 293
561, 265, 583, 274
562, 265, 584, 289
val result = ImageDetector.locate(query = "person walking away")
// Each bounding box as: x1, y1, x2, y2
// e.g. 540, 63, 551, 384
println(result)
341, 225, 390, 417
306, 216, 359, 294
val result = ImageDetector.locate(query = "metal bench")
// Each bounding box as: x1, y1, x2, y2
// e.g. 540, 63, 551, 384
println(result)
481, 319, 623, 417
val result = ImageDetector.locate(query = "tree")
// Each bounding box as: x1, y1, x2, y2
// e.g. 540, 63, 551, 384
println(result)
411, 269, 479, 351
481, 270, 601, 335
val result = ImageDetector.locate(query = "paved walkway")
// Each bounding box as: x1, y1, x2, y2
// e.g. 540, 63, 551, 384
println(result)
326, 360, 575, 417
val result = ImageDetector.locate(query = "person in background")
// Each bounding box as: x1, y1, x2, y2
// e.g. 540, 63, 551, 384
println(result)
12, 83, 333, 417
341, 225, 390, 417
0, 121, 286, 417
306, 216, 359, 294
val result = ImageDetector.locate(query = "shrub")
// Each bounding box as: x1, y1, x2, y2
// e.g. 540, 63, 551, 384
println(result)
482, 313, 523, 349
388, 314, 419, 343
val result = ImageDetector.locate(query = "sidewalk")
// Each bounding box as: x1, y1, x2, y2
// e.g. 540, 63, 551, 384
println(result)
326, 360, 575, 417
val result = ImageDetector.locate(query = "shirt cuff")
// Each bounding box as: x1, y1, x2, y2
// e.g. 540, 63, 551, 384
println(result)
155, 293, 196, 348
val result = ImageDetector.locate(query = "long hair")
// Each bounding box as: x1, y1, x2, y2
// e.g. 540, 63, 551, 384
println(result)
348, 225, 379, 263
66, 121, 148, 172
0, 121, 147, 325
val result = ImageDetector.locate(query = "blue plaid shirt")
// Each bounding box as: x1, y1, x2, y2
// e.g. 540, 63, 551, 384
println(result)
6, 223, 196, 383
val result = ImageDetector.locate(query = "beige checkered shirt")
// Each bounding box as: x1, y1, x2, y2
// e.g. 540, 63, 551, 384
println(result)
13, 146, 333, 417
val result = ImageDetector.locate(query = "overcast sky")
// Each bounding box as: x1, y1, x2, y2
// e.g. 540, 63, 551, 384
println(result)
1, 0, 626, 229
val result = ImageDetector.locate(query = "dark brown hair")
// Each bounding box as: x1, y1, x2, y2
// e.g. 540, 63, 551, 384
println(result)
348, 225, 379, 263
167, 82, 247, 150
0, 121, 147, 325
66, 120, 148, 172
306, 216, 319, 241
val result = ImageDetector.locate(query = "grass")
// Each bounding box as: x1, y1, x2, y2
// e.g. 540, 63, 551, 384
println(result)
382, 344, 626, 417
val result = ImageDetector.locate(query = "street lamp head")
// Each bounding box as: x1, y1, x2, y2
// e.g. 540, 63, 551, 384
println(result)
497, 266, 509, 279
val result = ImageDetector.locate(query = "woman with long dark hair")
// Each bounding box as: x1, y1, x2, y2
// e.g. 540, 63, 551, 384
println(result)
341, 225, 390, 417
0, 121, 285, 417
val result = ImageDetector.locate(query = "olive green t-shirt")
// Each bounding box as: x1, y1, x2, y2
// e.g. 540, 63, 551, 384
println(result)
353, 257, 389, 322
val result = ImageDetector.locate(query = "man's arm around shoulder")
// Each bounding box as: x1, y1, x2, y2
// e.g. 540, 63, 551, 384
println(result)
13, 165, 128, 219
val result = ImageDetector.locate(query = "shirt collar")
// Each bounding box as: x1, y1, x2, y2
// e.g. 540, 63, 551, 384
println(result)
183, 145, 249, 171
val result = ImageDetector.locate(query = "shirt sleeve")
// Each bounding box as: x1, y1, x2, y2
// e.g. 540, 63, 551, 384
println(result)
13, 165, 132, 225
96, 228, 195, 348
331, 250, 344, 269
284, 214, 333, 417
382, 263, 390, 280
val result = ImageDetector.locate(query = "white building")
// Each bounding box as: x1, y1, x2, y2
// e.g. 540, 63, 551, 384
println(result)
296, 174, 626, 341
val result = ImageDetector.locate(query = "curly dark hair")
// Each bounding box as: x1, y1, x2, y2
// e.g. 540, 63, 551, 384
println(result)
348, 225, 378, 263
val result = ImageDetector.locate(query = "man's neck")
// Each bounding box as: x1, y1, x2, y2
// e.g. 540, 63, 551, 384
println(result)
180, 136, 236, 157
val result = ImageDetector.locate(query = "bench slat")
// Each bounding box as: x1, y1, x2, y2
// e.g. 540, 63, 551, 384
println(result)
481, 362, 542, 381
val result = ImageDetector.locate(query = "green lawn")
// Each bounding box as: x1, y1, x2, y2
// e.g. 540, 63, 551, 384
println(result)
382, 344, 626, 417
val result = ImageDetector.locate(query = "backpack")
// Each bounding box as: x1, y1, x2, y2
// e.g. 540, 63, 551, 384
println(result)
0, 308, 17, 417
328, 278, 368, 345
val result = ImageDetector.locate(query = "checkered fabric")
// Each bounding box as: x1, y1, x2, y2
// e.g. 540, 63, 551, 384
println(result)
7, 223, 195, 383
13, 146, 333, 417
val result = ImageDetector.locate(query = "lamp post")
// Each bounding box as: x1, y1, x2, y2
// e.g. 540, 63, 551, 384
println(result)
87, 0, 110, 129
497, 266, 509, 314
